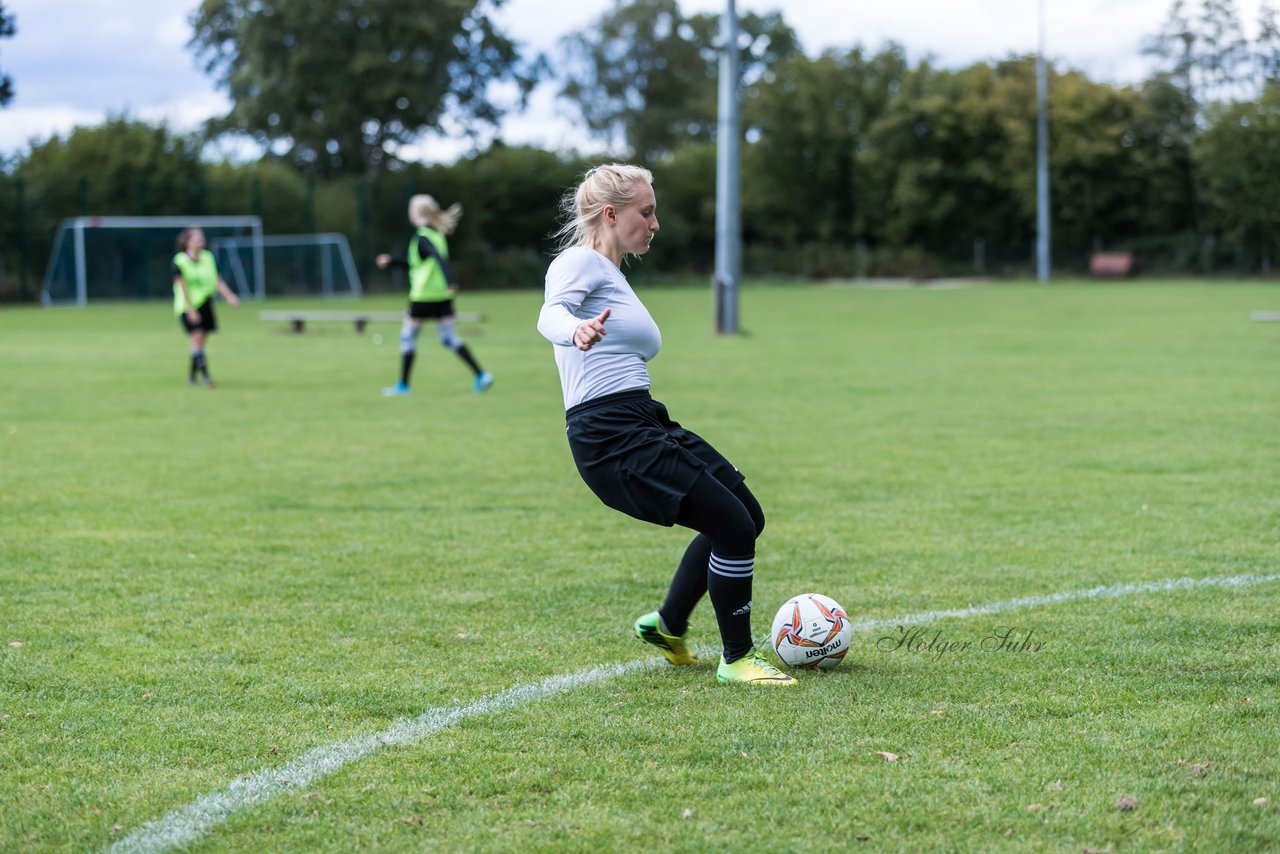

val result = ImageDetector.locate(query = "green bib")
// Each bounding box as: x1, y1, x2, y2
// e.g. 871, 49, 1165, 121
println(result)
173, 250, 219, 315
408, 228, 450, 303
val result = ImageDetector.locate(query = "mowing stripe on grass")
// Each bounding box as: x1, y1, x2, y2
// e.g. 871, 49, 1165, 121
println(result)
106, 572, 1279, 854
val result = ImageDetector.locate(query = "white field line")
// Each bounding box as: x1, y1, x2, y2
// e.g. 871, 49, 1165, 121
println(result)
845, 572, 1280, 633
106, 572, 1279, 854
104, 660, 660, 854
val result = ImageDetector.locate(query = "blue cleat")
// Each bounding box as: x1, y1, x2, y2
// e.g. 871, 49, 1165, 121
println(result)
382, 381, 411, 397
473, 371, 494, 394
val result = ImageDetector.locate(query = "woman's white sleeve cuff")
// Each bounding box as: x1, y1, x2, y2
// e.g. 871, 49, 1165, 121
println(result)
537, 303, 581, 347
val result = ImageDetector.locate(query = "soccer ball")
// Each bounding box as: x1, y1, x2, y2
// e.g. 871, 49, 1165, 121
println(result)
770, 593, 852, 670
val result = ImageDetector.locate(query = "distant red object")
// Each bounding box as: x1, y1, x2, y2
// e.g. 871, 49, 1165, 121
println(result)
1089, 251, 1135, 277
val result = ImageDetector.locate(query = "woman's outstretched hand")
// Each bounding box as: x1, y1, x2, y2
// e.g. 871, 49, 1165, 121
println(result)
574, 308, 610, 351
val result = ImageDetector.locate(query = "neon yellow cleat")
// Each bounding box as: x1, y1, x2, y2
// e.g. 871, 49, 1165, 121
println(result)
716, 648, 797, 686
634, 611, 699, 666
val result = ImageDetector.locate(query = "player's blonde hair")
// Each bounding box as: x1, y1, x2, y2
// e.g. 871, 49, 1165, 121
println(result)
408, 194, 462, 235
553, 164, 654, 254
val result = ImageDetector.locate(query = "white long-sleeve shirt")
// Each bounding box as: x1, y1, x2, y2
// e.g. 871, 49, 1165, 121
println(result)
537, 246, 662, 410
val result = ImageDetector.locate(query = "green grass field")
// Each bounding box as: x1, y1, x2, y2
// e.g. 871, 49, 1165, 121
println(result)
2, 280, 1278, 852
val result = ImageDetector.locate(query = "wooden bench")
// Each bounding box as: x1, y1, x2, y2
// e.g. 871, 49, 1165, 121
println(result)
1089, 251, 1136, 278
259, 309, 483, 333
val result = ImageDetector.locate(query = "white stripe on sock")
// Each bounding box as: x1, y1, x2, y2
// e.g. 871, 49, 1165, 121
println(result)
709, 555, 754, 578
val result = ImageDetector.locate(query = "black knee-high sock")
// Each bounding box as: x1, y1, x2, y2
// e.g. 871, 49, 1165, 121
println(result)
189, 352, 199, 382
672, 473, 761, 663
707, 553, 755, 662
194, 351, 209, 379
401, 351, 416, 385
659, 534, 711, 636
453, 343, 482, 376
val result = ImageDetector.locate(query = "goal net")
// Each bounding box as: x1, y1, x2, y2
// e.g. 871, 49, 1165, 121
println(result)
41, 216, 265, 305
211, 233, 363, 299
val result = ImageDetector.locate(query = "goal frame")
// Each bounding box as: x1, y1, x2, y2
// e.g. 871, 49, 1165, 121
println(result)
211, 232, 363, 299
42, 215, 265, 306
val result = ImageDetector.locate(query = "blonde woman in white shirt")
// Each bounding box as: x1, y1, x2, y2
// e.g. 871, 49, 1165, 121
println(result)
537, 165, 794, 686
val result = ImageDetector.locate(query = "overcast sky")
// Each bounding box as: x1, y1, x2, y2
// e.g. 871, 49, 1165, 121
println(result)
0, 0, 1266, 161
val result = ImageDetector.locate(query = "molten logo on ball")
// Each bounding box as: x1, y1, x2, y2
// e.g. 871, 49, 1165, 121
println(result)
770, 593, 851, 670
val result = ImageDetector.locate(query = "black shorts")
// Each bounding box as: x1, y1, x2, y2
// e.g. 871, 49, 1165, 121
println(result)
565, 389, 745, 527
408, 300, 455, 320
179, 301, 218, 334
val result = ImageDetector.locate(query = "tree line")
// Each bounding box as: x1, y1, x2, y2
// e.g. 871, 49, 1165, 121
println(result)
1, 0, 1277, 302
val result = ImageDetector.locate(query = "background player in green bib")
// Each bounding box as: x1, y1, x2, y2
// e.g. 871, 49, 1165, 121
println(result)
173, 227, 240, 387
375, 194, 494, 396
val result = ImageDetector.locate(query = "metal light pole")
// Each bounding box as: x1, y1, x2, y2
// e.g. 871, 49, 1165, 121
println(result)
714, 0, 741, 333
1036, 0, 1051, 282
